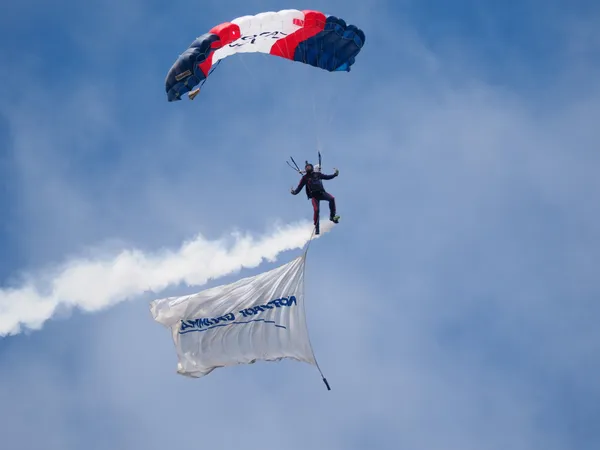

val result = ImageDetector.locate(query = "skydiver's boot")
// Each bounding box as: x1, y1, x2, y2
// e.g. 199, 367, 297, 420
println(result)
315, 221, 320, 235
330, 215, 340, 224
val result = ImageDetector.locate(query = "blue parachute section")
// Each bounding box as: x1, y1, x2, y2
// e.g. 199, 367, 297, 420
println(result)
165, 34, 218, 102
293, 16, 366, 72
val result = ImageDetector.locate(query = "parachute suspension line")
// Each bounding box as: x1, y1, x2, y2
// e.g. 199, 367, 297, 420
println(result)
316, 86, 343, 171
238, 53, 259, 85
301, 225, 331, 391
188, 60, 222, 99
286, 156, 302, 173
290, 156, 301, 171
312, 91, 320, 153
195, 60, 222, 92
310, 48, 341, 170
286, 160, 300, 173
302, 223, 316, 256
208, 60, 221, 76
311, 89, 327, 160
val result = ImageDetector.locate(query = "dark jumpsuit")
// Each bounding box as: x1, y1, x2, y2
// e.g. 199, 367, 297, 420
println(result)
291, 171, 338, 228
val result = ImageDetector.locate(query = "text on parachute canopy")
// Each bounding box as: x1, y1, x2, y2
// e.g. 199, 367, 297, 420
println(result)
228, 31, 288, 47
178, 296, 297, 333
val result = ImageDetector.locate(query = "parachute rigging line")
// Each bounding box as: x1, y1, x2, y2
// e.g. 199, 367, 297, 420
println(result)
301, 224, 331, 391
287, 156, 303, 173
286, 160, 301, 173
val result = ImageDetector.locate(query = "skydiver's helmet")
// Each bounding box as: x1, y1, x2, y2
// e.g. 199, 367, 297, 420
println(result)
305, 163, 314, 174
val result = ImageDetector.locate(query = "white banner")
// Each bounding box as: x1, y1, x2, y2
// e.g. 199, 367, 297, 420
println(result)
150, 254, 316, 378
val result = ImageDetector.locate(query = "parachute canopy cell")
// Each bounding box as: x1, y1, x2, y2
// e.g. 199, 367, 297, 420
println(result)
165, 9, 366, 101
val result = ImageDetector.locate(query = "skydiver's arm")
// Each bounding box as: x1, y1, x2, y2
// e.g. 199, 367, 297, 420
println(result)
291, 176, 307, 195
319, 169, 339, 180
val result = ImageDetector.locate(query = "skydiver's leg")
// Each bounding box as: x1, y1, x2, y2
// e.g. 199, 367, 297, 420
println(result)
322, 192, 337, 221
311, 197, 320, 234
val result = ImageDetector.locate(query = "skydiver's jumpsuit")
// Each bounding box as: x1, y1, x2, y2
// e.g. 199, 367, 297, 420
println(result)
291, 171, 338, 231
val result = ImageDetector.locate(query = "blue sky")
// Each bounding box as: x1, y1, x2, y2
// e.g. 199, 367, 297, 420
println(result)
1, 0, 600, 449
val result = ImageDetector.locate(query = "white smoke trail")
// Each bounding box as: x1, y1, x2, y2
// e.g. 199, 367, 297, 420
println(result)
0, 220, 334, 336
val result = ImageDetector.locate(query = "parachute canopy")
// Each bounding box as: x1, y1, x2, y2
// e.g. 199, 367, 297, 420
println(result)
165, 9, 366, 101
150, 254, 317, 378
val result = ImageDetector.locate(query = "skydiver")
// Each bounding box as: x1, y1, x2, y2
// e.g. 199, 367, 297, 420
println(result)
290, 162, 340, 235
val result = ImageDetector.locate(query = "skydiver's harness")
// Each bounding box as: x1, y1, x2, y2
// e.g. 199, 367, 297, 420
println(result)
287, 152, 326, 198
305, 173, 325, 198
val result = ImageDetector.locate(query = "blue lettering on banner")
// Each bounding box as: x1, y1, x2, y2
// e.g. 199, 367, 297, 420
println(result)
180, 312, 235, 332
178, 295, 297, 334
238, 296, 297, 317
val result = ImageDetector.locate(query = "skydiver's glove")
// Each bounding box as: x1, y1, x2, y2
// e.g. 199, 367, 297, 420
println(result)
290, 187, 295, 194
334, 168, 339, 176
